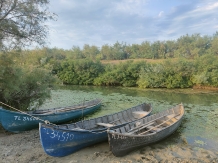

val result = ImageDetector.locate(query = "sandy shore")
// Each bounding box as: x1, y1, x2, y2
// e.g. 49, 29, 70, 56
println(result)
0, 128, 218, 163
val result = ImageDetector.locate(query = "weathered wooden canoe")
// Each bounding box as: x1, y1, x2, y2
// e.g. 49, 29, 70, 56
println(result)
107, 103, 184, 157
0, 99, 101, 133
39, 102, 152, 157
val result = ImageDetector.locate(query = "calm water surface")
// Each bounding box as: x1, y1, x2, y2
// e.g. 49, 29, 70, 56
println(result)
40, 85, 218, 151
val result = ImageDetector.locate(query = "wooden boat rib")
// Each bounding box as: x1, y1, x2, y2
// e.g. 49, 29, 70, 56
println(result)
39, 102, 152, 157
107, 103, 184, 157
0, 99, 101, 133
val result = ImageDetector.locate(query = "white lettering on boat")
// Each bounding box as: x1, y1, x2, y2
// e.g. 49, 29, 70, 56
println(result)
14, 116, 37, 121
111, 134, 152, 149
43, 128, 74, 142
111, 133, 127, 140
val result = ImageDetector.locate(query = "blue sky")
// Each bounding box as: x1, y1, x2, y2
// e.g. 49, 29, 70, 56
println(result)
46, 0, 218, 49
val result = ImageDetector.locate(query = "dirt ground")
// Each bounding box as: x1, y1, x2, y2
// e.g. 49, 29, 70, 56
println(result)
1, 127, 218, 163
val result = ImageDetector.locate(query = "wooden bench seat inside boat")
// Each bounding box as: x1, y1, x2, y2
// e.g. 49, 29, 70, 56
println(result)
132, 111, 149, 119
125, 122, 155, 135
166, 114, 178, 123
174, 115, 182, 120
96, 123, 114, 127
156, 119, 171, 126
155, 114, 179, 126
146, 125, 162, 132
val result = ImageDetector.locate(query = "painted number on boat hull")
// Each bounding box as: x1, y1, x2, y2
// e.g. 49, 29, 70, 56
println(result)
14, 116, 38, 121
43, 128, 74, 142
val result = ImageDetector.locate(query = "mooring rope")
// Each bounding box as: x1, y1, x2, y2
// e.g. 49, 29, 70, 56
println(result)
0, 101, 55, 125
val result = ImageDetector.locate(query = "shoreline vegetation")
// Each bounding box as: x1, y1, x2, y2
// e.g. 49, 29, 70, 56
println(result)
1, 33, 218, 110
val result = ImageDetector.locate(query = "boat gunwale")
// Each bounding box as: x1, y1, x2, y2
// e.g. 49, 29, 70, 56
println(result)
107, 103, 184, 137
40, 123, 107, 133
0, 99, 102, 116
40, 102, 152, 133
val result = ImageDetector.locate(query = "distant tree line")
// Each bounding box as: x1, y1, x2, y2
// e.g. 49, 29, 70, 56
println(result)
28, 32, 218, 60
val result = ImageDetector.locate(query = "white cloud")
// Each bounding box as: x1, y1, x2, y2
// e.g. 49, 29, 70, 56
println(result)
158, 11, 164, 17
205, 2, 218, 10
45, 0, 218, 49
114, 0, 149, 17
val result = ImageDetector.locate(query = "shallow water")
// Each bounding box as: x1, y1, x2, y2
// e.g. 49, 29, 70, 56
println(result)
39, 85, 218, 151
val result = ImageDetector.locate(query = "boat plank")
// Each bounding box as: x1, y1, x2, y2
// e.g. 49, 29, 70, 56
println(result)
127, 122, 155, 135
96, 123, 114, 127
132, 111, 149, 119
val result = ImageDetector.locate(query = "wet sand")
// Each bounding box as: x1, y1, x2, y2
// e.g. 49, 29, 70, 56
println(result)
1, 127, 218, 163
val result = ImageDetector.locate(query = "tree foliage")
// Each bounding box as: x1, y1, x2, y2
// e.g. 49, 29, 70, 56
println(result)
94, 61, 146, 87
57, 59, 104, 85
0, 0, 55, 50
137, 59, 195, 88
32, 45, 218, 89
0, 53, 56, 110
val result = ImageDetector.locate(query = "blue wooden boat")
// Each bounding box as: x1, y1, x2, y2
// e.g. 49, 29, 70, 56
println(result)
39, 102, 152, 157
0, 99, 101, 133
107, 104, 184, 157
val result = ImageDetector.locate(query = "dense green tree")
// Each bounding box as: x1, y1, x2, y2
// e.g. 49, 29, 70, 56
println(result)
57, 59, 104, 85
74, 60, 103, 85
128, 44, 141, 59
192, 54, 218, 87
140, 41, 152, 58
165, 40, 177, 58
94, 61, 146, 87
137, 63, 165, 88
163, 59, 194, 88
151, 41, 161, 59
0, 53, 56, 110
211, 37, 218, 56
100, 44, 113, 60
66, 46, 84, 59
82, 44, 100, 60
137, 59, 194, 88
0, 0, 57, 110
112, 42, 128, 60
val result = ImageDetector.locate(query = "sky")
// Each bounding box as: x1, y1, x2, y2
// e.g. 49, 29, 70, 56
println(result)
46, 0, 218, 49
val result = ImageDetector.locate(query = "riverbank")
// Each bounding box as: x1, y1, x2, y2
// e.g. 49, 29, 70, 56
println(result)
1, 127, 218, 163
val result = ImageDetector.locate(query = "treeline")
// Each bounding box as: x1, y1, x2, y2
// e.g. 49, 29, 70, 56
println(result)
11, 32, 218, 63
20, 32, 218, 60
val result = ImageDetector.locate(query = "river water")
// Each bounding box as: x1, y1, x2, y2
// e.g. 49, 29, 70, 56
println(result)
39, 85, 218, 151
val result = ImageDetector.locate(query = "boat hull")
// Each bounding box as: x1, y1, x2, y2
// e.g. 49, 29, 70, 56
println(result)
0, 100, 101, 133
108, 119, 182, 157
39, 124, 108, 157
107, 104, 184, 157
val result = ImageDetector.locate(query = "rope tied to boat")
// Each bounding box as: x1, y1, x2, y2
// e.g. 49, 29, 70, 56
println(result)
0, 101, 56, 126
